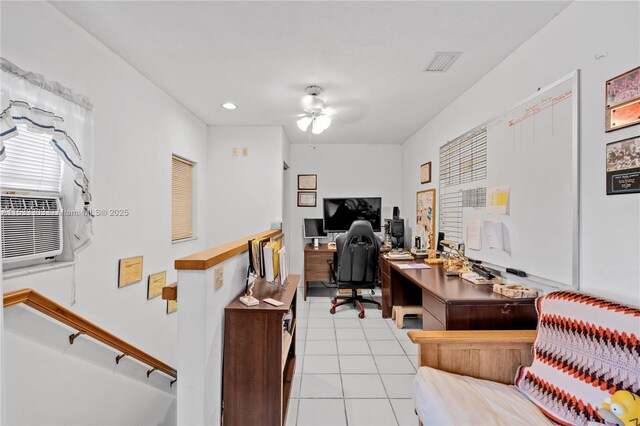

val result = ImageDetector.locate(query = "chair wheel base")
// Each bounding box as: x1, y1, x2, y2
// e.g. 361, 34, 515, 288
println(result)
329, 307, 336, 314
358, 311, 365, 319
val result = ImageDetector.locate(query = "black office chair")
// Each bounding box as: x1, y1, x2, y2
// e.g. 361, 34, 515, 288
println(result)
329, 220, 382, 318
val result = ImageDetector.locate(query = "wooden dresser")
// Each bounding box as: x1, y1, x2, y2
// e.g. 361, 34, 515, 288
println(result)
379, 257, 537, 330
222, 275, 300, 426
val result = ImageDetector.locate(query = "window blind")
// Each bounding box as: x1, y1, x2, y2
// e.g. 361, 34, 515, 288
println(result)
172, 155, 194, 241
0, 123, 63, 193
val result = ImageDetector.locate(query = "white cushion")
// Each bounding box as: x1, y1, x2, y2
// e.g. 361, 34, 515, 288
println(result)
413, 367, 555, 425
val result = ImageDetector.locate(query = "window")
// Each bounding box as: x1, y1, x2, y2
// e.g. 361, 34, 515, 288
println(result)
171, 155, 194, 241
0, 123, 63, 193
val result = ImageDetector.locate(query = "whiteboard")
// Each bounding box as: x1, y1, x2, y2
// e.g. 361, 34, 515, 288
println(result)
445, 72, 579, 288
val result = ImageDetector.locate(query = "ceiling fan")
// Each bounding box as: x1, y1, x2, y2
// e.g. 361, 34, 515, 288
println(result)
296, 86, 332, 135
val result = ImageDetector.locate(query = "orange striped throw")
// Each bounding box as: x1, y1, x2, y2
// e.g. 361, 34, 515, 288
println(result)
514, 291, 640, 425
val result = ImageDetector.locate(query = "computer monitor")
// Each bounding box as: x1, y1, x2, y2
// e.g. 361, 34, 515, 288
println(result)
303, 218, 326, 248
303, 218, 327, 238
323, 197, 382, 233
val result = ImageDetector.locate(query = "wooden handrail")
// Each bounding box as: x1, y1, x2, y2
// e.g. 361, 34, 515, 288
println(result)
175, 229, 281, 270
4, 289, 177, 379
162, 282, 177, 301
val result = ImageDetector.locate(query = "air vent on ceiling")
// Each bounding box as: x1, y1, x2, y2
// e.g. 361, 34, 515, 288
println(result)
424, 52, 462, 72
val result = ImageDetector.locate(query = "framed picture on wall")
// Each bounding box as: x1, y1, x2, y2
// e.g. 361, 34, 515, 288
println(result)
606, 66, 640, 132
420, 162, 432, 184
606, 136, 640, 195
416, 189, 436, 249
297, 191, 317, 207
298, 174, 317, 190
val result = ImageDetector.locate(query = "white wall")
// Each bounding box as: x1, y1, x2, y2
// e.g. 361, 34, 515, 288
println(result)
283, 131, 292, 250
401, 1, 640, 305
1, 1, 208, 423
288, 144, 403, 278
207, 126, 284, 245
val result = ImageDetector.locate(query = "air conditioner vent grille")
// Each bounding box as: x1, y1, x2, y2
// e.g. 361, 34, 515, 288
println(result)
1, 195, 63, 261
424, 52, 462, 72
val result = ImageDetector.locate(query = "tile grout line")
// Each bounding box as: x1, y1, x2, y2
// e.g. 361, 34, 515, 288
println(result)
363, 311, 401, 425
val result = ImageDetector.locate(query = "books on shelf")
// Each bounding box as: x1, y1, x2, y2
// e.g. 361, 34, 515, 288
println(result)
263, 239, 282, 282
278, 247, 288, 284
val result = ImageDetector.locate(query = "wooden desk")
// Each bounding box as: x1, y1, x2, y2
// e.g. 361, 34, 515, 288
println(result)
223, 274, 300, 426
303, 244, 336, 300
379, 257, 537, 330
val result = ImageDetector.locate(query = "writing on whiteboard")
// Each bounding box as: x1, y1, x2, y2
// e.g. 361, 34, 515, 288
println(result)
508, 90, 573, 127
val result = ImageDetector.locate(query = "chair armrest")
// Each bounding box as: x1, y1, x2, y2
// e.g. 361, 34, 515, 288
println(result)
408, 330, 537, 385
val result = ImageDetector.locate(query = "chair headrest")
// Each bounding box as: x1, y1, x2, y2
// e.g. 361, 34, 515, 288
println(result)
347, 220, 375, 237
338, 220, 379, 247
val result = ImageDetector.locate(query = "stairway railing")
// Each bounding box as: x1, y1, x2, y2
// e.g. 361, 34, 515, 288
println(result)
4, 288, 177, 385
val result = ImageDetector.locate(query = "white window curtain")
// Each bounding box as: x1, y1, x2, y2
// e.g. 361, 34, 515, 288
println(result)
0, 57, 94, 254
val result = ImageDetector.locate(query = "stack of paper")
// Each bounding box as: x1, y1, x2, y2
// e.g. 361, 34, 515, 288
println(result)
397, 263, 431, 270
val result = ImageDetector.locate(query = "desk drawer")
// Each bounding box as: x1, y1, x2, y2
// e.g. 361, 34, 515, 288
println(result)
305, 253, 332, 281
422, 291, 446, 325
422, 308, 445, 331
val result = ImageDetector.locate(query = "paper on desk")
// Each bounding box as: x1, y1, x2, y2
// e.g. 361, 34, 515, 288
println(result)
465, 219, 482, 251
397, 263, 431, 270
487, 186, 509, 215
483, 221, 504, 250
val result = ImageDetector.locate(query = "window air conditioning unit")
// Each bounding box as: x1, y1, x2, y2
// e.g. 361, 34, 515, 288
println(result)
1, 195, 63, 262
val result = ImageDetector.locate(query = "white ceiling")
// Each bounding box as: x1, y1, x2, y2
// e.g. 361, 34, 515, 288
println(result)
51, 1, 571, 145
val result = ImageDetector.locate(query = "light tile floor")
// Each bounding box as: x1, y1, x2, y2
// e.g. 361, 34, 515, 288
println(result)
288, 285, 421, 426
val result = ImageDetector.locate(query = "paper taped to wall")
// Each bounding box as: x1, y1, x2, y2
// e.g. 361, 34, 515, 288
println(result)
487, 186, 510, 214
483, 221, 504, 250
465, 219, 482, 251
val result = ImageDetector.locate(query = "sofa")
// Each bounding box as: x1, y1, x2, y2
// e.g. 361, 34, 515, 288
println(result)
409, 291, 640, 425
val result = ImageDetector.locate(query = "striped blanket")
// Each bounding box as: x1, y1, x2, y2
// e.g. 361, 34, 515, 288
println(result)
515, 291, 640, 425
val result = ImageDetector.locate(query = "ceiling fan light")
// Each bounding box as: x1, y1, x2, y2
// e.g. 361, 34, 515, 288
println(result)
313, 115, 331, 130
311, 122, 325, 135
297, 116, 312, 131
302, 95, 326, 112
311, 116, 330, 135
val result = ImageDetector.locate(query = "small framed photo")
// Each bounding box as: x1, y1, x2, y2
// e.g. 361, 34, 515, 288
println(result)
166, 299, 177, 314
147, 271, 166, 299
298, 174, 317, 190
606, 66, 640, 132
420, 162, 432, 184
297, 191, 316, 207
606, 136, 640, 195
118, 256, 143, 288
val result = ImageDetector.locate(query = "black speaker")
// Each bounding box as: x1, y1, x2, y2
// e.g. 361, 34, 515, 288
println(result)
391, 218, 404, 249
436, 232, 445, 251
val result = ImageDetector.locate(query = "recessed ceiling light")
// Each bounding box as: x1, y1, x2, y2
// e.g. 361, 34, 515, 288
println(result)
221, 102, 237, 110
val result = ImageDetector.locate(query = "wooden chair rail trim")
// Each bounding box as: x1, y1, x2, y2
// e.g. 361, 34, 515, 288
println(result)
408, 330, 537, 345
4, 289, 177, 379
175, 229, 281, 271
